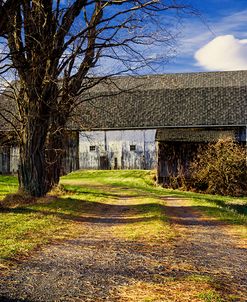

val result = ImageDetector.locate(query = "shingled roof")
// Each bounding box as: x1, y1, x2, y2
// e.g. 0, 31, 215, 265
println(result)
75, 70, 247, 130
1, 70, 247, 132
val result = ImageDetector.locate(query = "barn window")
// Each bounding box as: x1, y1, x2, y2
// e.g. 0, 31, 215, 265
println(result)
130, 145, 136, 151
90, 145, 96, 151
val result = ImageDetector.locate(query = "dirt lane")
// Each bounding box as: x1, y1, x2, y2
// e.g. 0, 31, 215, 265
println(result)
164, 197, 247, 301
0, 191, 246, 302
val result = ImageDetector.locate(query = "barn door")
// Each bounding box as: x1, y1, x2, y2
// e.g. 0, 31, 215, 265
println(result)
0, 148, 10, 174
100, 156, 109, 170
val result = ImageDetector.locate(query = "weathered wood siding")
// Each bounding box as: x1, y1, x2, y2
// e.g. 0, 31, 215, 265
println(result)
61, 131, 79, 174
156, 127, 247, 185
0, 146, 19, 174
0, 132, 79, 175
9, 147, 19, 173
157, 142, 204, 185
0, 147, 10, 174
79, 130, 157, 170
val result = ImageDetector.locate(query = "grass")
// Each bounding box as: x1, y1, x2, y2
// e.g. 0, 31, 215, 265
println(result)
62, 170, 247, 227
110, 197, 174, 242
0, 198, 85, 264
197, 291, 226, 302
0, 170, 172, 265
0, 175, 18, 200
118, 278, 224, 302
189, 195, 247, 238
61, 170, 175, 242
0, 170, 246, 265
0, 170, 245, 301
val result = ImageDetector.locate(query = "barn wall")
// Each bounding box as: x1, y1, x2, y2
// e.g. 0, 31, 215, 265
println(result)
157, 142, 204, 185
79, 130, 157, 170
0, 131, 79, 175
156, 127, 247, 185
10, 147, 19, 173
0, 147, 19, 174
0, 147, 10, 174
61, 131, 79, 174
0, 132, 19, 174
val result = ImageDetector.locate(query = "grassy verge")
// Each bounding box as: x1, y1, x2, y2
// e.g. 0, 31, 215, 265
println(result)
0, 199, 87, 266
190, 193, 247, 225
61, 170, 175, 242
0, 170, 172, 265
0, 170, 245, 301
170, 187, 247, 236
0, 175, 18, 201
63, 170, 247, 226
0, 170, 246, 267
0, 175, 86, 265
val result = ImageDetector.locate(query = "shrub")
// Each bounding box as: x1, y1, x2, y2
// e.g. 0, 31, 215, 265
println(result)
190, 138, 247, 196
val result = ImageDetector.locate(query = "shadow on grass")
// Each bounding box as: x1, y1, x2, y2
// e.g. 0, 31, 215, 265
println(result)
62, 182, 153, 199
2, 196, 246, 227
63, 189, 148, 199
190, 195, 247, 216
1, 199, 165, 224
63, 179, 247, 218
160, 190, 247, 217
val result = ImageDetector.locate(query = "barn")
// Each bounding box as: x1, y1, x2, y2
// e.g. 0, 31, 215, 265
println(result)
76, 70, 247, 184
1, 70, 247, 185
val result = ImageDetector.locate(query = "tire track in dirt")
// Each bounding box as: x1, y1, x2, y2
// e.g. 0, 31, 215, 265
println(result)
163, 197, 247, 301
0, 191, 246, 301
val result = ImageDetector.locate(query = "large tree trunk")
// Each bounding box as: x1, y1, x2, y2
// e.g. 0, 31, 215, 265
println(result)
2, 0, 184, 198
19, 126, 66, 197
18, 121, 49, 197
45, 129, 65, 191
17, 82, 62, 197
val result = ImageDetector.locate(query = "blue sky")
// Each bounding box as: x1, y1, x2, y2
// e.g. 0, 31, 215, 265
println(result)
1, 1, 247, 79
162, 0, 247, 73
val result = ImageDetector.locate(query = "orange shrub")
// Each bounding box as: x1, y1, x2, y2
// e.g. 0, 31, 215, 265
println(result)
190, 138, 247, 196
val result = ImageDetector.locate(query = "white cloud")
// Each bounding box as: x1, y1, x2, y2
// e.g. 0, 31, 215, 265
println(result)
194, 35, 247, 71
177, 9, 247, 57
165, 9, 247, 72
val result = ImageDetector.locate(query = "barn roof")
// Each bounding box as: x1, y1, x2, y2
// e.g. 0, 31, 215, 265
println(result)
1, 70, 247, 131
75, 70, 247, 130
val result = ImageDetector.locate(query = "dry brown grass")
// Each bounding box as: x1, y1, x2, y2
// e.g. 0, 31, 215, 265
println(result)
0, 191, 37, 208
118, 279, 219, 302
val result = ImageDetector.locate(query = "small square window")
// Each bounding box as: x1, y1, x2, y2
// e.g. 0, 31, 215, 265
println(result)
90, 145, 96, 151
130, 145, 136, 151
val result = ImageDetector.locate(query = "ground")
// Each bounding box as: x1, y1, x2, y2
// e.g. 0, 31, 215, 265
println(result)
0, 171, 246, 302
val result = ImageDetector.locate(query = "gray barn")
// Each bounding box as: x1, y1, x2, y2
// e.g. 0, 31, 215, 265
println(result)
76, 70, 247, 184
1, 70, 247, 184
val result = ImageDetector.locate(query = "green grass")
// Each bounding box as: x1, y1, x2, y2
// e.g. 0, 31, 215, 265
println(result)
61, 171, 175, 242
198, 291, 224, 302
0, 176, 85, 263
0, 170, 246, 265
61, 170, 158, 193
175, 189, 247, 231
0, 171, 172, 264
63, 170, 247, 225
0, 175, 18, 200
0, 196, 85, 263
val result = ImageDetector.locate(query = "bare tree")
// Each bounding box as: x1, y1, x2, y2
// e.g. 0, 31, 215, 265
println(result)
0, 0, 193, 197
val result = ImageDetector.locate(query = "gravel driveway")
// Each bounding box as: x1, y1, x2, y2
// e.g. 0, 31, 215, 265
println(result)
0, 191, 246, 302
